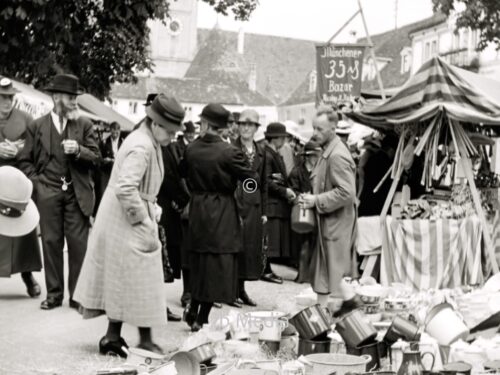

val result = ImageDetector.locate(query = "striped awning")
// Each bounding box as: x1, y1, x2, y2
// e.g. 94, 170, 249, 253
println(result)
350, 57, 500, 129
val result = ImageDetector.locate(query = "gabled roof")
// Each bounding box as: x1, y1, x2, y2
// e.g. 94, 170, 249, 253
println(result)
187, 28, 317, 104
280, 13, 449, 106
358, 12, 447, 90
111, 75, 273, 106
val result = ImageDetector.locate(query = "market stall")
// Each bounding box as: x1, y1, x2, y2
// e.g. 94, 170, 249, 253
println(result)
349, 56, 500, 288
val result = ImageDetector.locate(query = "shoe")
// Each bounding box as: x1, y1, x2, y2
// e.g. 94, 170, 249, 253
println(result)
227, 300, 242, 308
21, 273, 41, 298
167, 308, 182, 322
69, 299, 80, 309
332, 295, 364, 318
40, 299, 63, 310
239, 291, 257, 307
99, 336, 129, 358
180, 293, 191, 308
191, 322, 202, 332
260, 273, 283, 284
213, 302, 222, 309
183, 305, 197, 327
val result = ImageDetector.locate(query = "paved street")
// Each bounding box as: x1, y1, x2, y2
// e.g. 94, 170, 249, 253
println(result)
0, 263, 304, 375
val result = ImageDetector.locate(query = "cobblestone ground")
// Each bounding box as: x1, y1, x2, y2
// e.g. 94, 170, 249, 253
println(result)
0, 264, 305, 375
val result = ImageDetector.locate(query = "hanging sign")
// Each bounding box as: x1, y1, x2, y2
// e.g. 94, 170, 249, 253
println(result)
316, 44, 365, 106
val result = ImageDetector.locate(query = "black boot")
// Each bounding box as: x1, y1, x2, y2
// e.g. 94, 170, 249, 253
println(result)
21, 272, 41, 298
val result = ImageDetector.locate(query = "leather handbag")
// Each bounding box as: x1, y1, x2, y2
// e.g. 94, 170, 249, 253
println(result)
158, 225, 175, 283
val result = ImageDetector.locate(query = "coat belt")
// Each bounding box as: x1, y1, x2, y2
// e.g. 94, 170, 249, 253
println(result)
109, 184, 156, 203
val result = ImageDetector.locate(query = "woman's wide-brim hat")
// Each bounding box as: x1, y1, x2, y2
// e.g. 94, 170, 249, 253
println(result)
0, 77, 19, 95
265, 122, 289, 138
44, 74, 84, 95
0, 166, 39, 237
146, 93, 185, 131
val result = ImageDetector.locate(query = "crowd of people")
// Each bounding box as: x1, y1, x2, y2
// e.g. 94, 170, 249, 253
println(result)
0, 73, 398, 357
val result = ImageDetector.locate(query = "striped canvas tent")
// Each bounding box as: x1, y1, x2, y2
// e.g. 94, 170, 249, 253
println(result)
350, 57, 500, 130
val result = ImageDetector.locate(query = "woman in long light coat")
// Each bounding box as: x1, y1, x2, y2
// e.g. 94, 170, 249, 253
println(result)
74, 94, 185, 356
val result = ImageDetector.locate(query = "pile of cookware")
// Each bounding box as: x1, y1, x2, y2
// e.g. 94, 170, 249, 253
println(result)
289, 304, 333, 356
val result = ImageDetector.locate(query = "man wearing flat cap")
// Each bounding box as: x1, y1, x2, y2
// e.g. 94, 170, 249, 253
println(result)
18, 73, 100, 310
75, 93, 185, 355
0, 77, 42, 298
181, 103, 257, 331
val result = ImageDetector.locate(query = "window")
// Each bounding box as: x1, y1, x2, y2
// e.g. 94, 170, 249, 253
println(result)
431, 40, 437, 56
286, 110, 291, 120
462, 29, 469, 49
400, 48, 412, 73
424, 42, 431, 61
453, 31, 460, 50
308, 70, 317, 93
128, 101, 138, 115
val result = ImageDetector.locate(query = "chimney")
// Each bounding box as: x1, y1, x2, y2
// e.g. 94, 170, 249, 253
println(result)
238, 27, 245, 54
249, 63, 257, 92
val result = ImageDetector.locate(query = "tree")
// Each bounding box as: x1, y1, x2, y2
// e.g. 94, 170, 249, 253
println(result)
0, 0, 258, 99
433, 0, 500, 50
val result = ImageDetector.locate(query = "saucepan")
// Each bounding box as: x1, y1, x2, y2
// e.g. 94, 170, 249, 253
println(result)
290, 304, 331, 340
335, 309, 377, 348
188, 343, 216, 365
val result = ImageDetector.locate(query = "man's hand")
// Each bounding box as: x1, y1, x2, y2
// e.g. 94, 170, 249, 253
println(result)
299, 193, 316, 209
285, 188, 297, 202
261, 215, 268, 225
103, 157, 114, 164
0, 142, 18, 159
62, 139, 80, 155
154, 203, 162, 223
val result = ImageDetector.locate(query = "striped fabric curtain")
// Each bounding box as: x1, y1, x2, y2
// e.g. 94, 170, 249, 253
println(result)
381, 216, 483, 291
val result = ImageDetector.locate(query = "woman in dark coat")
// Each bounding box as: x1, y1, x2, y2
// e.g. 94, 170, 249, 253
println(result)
181, 104, 256, 332
232, 109, 267, 307
288, 141, 321, 283
0, 78, 42, 297
262, 123, 296, 284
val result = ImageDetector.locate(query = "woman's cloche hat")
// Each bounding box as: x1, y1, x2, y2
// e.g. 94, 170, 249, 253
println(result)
0, 166, 40, 237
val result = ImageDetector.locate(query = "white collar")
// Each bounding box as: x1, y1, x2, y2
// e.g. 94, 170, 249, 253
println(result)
50, 111, 68, 128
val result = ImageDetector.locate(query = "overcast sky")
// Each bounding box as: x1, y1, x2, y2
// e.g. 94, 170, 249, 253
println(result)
197, 0, 435, 42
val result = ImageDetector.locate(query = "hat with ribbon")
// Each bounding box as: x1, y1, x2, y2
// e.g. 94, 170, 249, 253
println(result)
336, 120, 353, 135
0, 166, 40, 237
0, 77, 19, 95
238, 109, 261, 127
264, 122, 288, 138
44, 74, 84, 95
197, 103, 230, 129
146, 93, 185, 131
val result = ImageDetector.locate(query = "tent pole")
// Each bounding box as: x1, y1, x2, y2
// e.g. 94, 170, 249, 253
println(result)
357, 0, 386, 100
451, 121, 499, 274
326, 10, 361, 44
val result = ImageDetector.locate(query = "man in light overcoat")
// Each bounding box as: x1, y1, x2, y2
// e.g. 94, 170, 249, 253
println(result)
299, 106, 358, 314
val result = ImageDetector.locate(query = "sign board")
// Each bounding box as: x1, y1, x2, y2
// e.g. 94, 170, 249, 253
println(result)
316, 44, 365, 106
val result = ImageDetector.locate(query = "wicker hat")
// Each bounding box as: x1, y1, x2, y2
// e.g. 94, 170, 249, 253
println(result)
0, 77, 19, 95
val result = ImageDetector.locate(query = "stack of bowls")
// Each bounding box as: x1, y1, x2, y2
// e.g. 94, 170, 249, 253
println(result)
357, 285, 384, 323
290, 304, 333, 356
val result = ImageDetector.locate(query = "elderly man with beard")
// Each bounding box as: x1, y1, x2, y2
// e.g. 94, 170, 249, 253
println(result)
18, 74, 100, 310
298, 106, 359, 316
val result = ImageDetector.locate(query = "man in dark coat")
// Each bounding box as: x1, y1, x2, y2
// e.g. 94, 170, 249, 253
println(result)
18, 74, 100, 310
0, 77, 42, 297
262, 122, 296, 284
181, 103, 256, 332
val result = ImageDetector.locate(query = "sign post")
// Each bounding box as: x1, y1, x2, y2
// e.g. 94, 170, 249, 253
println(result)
315, 44, 365, 107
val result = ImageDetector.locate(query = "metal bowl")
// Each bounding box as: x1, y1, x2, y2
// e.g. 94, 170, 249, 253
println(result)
188, 343, 216, 365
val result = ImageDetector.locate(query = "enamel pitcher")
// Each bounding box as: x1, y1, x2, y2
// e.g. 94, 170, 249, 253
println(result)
397, 349, 435, 375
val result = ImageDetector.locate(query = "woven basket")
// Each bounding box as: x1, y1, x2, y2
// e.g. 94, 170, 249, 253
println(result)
305, 353, 371, 375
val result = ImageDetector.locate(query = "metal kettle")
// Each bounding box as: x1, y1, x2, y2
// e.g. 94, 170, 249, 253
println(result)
291, 204, 316, 233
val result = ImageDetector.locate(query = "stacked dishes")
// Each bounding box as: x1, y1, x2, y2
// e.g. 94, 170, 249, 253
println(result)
358, 285, 385, 323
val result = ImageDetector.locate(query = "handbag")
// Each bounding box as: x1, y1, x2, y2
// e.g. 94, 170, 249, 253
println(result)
158, 225, 175, 283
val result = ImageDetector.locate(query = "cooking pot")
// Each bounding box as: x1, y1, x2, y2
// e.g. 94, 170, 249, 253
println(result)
304, 353, 372, 375
290, 304, 331, 340
298, 338, 331, 356
170, 351, 201, 375
425, 303, 469, 346
440, 361, 472, 375
346, 341, 382, 371
384, 316, 420, 346
188, 343, 216, 365
291, 204, 316, 234
258, 317, 287, 342
335, 309, 377, 348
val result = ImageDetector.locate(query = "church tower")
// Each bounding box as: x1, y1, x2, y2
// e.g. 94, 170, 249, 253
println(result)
148, 0, 198, 78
